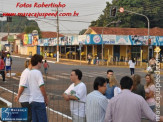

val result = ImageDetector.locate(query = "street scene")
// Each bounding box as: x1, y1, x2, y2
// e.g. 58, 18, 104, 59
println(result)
0, 0, 163, 122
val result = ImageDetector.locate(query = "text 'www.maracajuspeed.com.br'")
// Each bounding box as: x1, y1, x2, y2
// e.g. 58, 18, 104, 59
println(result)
2, 11, 60, 18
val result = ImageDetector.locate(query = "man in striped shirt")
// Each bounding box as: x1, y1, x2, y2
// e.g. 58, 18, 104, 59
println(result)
86, 77, 108, 122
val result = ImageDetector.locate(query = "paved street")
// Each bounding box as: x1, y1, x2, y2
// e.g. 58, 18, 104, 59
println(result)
0, 55, 162, 121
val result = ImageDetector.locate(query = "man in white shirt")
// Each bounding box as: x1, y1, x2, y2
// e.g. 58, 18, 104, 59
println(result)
28, 54, 48, 122
63, 69, 87, 122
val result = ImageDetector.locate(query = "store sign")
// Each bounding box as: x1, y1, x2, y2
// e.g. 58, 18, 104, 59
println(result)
93, 35, 101, 43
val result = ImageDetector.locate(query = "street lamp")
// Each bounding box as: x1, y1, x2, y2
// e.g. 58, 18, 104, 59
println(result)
101, 20, 121, 65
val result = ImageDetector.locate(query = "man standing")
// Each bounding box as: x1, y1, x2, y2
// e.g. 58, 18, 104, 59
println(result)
4, 53, 12, 77
86, 77, 108, 122
104, 76, 163, 122
28, 54, 48, 122
63, 69, 87, 122
106, 70, 114, 83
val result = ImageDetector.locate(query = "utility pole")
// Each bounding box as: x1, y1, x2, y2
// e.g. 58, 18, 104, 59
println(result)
56, 7, 59, 62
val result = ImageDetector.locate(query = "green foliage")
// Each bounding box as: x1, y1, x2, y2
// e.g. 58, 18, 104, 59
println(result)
90, 0, 163, 28
79, 29, 87, 35
0, 16, 40, 33
24, 25, 42, 38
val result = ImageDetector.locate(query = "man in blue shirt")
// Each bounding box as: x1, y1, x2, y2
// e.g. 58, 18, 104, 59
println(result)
86, 77, 108, 122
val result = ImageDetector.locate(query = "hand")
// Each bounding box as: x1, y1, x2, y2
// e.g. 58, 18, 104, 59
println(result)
159, 116, 163, 122
14, 96, 19, 102
44, 97, 48, 106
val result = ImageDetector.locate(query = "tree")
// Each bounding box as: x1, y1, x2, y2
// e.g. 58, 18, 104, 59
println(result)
24, 26, 42, 38
90, 0, 163, 28
79, 29, 87, 35
0, 16, 41, 33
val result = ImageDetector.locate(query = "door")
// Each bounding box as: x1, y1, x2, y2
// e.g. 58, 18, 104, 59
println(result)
113, 45, 120, 61
131, 46, 141, 61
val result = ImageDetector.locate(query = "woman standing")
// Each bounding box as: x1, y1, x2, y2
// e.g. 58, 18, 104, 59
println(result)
128, 58, 136, 75
144, 74, 156, 111
131, 74, 145, 99
15, 60, 32, 122
105, 75, 121, 100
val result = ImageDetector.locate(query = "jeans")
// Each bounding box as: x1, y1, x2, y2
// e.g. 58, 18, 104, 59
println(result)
31, 102, 47, 122
21, 102, 32, 122
44, 68, 48, 74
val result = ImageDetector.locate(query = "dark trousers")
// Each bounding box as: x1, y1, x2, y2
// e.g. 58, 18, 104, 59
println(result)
31, 102, 47, 122
130, 68, 135, 75
0, 70, 5, 81
21, 102, 32, 122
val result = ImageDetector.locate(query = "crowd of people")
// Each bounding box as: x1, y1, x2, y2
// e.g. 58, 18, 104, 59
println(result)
62, 69, 163, 122
13, 53, 162, 122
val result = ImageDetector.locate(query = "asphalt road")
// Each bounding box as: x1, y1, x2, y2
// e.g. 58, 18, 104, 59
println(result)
0, 56, 162, 118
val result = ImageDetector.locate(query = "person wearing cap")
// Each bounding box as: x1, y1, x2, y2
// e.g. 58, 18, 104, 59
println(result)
4, 53, 12, 77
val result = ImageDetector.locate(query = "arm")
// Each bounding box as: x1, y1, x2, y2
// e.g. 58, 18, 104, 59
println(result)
62, 93, 78, 101
40, 85, 48, 106
15, 86, 24, 102
68, 95, 78, 100
145, 90, 154, 99
141, 98, 156, 121
62, 93, 70, 101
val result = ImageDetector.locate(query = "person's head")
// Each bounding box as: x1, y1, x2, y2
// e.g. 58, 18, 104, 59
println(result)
132, 58, 135, 63
109, 75, 119, 87
1, 56, 4, 60
45, 60, 47, 63
152, 57, 155, 60
107, 70, 114, 78
70, 69, 82, 82
7, 54, 10, 58
145, 73, 154, 87
31, 54, 43, 68
132, 74, 141, 90
24, 59, 32, 69
94, 77, 107, 94
120, 76, 133, 90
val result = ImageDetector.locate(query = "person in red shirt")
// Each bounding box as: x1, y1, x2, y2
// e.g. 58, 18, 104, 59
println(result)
0, 56, 6, 82
43, 60, 49, 75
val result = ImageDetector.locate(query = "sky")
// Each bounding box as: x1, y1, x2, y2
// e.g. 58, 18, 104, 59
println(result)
0, 0, 112, 34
